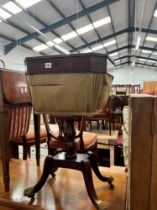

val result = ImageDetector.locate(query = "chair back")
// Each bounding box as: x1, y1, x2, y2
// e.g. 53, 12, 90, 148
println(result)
0, 69, 32, 141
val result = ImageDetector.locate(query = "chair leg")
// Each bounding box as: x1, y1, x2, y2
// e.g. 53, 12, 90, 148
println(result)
10, 143, 19, 159
23, 145, 29, 160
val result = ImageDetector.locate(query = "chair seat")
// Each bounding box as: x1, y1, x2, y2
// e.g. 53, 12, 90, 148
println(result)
49, 131, 97, 151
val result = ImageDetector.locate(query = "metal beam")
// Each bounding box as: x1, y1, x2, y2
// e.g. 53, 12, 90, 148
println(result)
115, 61, 157, 69
0, 34, 47, 56
70, 27, 157, 53
70, 28, 129, 53
4, 0, 120, 54
115, 55, 157, 62
128, 0, 135, 64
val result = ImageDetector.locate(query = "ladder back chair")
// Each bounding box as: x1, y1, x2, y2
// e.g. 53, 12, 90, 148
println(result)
0, 61, 47, 191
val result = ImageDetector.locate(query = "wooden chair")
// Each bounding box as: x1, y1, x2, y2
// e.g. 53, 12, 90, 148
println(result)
24, 54, 114, 210
0, 66, 47, 192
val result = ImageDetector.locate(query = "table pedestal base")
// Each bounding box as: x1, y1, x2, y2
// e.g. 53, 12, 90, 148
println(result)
24, 151, 113, 210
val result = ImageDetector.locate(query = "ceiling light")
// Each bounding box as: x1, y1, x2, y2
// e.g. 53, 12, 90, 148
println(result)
3, 2, 22, 14
104, 40, 116, 47
33, 44, 48, 52
93, 16, 111, 28
132, 61, 135, 66
15, 0, 42, 8
53, 37, 63, 44
80, 48, 92, 53
135, 36, 141, 50
54, 45, 70, 54
154, 10, 157, 17
146, 36, 157, 42
61, 31, 77, 41
0, 8, 11, 19
110, 52, 118, 57
142, 50, 152, 54
77, 24, 94, 35
92, 45, 104, 51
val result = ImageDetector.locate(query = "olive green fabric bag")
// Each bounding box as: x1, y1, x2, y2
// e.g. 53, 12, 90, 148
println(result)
27, 73, 113, 116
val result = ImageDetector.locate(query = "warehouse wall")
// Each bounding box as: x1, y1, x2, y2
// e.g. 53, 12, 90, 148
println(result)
0, 44, 37, 71
109, 65, 157, 88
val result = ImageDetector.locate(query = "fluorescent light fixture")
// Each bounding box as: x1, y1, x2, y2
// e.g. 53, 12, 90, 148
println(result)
61, 31, 77, 41
33, 44, 48, 52
15, 0, 42, 8
132, 61, 135, 66
142, 50, 152, 54
77, 24, 94, 35
3, 2, 22, 14
135, 36, 141, 50
104, 40, 116, 47
146, 36, 157, 42
54, 45, 70, 54
0, 8, 11, 19
46, 41, 54, 47
93, 16, 111, 28
92, 45, 104, 51
81, 48, 92, 53
53, 37, 63, 44
154, 10, 157, 17
110, 52, 118, 57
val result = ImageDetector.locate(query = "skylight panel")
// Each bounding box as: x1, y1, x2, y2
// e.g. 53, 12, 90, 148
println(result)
77, 24, 94, 35
61, 31, 77, 41
54, 45, 70, 54
146, 36, 157, 42
154, 10, 157, 17
93, 16, 111, 28
139, 58, 146, 62
53, 38, 63, 44
0, 8, 11, 19
104, 40, 116, 47
110, 52, 118, 57
15, 0, 42, 9
46, 41, 54, 47
81, 48, 92, 53
33, 44, 48, 52
92, 45, 104, 51
141, 50, 152, 54
3, 2, 22, 14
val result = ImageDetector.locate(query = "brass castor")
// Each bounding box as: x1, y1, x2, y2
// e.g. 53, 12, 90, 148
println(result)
23, 187, 35, 198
